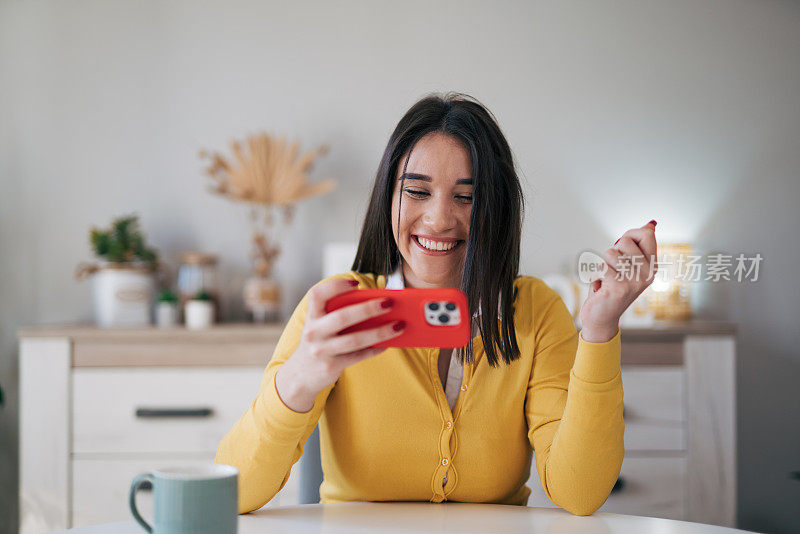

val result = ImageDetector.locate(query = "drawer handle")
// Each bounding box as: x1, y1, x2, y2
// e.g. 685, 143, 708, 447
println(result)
135, 407, 214, 418
610, 476, 626, 494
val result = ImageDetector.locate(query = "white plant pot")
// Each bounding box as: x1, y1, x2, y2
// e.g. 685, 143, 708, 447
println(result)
156, 302, 179, 328
91, 266, 155, 328
185, 300, 214, 330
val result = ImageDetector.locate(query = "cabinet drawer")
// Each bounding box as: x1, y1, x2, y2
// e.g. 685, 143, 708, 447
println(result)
622, 367, 685, 451
526, 455, 686, 520
72, 457, 300, 528
72, 367, 264, 453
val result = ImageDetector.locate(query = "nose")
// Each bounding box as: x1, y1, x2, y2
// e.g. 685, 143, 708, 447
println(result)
422, 193, 457, 233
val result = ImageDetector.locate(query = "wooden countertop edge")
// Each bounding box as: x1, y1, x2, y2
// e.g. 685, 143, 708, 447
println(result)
17, 321, 736, 368
17, 322, 286, 342
619, 320, 738, 338
17, 320, 737, 341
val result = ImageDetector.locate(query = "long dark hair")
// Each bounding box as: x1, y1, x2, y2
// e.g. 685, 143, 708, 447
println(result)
352, 92, 523, 367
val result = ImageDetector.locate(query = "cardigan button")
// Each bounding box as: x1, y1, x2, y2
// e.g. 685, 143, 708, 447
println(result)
460, 385, 467, 392
441, 458, 449, 466
445, 421, 452, 429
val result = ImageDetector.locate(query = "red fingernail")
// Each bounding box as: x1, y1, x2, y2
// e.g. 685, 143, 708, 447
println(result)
614, 238, 620, 245
381, 298, 394, 309
648, 219, 657, 227
393, 321, 406, 332
347, 280, 359, 286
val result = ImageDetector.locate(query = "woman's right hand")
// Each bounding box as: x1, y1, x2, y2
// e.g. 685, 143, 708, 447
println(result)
275, 278, 405, 412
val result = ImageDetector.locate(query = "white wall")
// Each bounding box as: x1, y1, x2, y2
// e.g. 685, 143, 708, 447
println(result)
2, 1, 799, 533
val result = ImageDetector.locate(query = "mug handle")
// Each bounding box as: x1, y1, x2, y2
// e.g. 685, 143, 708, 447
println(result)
129, 473, 154, 532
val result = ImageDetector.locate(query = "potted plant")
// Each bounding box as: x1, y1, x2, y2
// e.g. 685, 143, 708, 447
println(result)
75, 214, 160, 327
185, 290, 215, 330
156, 289, 180, 328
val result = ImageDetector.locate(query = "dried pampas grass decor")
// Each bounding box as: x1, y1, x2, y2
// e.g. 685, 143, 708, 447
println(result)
200, 133, 335, 207
199, 133, 335, 321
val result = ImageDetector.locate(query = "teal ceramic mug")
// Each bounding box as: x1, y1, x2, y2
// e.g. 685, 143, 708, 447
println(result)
129, 464, 238, 533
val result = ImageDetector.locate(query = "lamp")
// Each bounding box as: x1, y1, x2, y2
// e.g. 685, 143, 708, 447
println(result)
646, 243, 694, 321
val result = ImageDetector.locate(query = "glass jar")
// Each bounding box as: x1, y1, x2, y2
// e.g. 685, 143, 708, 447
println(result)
177, 252, 220, 321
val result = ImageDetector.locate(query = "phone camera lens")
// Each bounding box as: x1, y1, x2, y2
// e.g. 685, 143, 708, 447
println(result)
428, 303, 440, 311
445, 302, 456, 311
438, 314, 450, 323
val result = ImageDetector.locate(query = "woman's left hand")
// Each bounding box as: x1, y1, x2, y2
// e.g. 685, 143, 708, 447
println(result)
579, 220, 658, 342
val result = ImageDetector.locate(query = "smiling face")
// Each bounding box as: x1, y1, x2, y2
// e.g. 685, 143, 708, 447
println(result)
390, 132, 473, 288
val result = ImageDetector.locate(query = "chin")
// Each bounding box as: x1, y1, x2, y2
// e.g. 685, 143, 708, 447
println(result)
412, 265, 461, 287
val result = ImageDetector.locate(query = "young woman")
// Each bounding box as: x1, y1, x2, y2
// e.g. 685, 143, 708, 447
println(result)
216, 93, 658, 515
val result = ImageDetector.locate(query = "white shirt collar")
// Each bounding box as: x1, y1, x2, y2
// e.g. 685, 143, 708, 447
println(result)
385, 266, 489, 319
384, 267, 406, 290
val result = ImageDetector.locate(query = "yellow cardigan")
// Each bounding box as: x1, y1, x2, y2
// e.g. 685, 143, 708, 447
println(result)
215, 271, 624, 515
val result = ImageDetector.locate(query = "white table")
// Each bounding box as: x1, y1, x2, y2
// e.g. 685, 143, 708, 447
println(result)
55, 502, 756, 533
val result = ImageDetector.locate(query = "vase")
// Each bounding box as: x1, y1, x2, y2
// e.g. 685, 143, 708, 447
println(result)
243, 275, 281, 322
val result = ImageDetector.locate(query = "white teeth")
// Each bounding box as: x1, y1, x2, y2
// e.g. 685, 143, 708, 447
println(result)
417, 237, 457, 251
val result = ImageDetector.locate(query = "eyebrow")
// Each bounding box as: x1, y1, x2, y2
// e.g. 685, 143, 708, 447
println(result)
399, 172, 473, 185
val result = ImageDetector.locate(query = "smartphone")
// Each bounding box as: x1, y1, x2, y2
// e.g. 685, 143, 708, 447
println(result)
324, 288, 470, 348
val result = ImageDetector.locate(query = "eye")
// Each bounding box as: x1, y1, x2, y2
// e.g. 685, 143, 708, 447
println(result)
456, 195, 473, 203
404, 188, 429, 198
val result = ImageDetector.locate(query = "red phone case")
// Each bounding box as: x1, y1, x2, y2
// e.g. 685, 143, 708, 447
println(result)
324, 288, 470, 348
